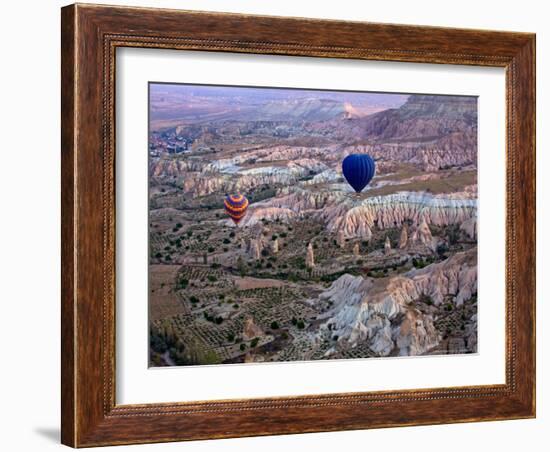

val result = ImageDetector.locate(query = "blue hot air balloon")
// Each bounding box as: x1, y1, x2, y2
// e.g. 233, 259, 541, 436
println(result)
342, 154, 376, 193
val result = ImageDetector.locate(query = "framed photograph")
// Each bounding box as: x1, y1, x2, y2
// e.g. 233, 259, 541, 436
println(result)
61, 3, 536, 447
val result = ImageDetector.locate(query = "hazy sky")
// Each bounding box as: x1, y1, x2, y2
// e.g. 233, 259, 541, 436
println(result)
150, 82, 410, 108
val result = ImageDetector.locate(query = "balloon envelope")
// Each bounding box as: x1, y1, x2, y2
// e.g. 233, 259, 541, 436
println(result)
342, 154, 376, 193
224, 194, 249, 225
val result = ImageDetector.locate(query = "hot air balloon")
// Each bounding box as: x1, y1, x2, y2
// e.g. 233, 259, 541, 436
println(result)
224, 194, 249, 225
342, 153, 376, 193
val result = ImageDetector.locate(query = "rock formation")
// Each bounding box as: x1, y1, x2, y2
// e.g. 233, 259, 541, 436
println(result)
384, 236, 392, 254
243, 317, 263, 341
357, 221, 373, 241
306, 243, 315, 268
394, 309, 439, 356
417, 218, 435, 251
408, 248, 477, 306
265, 188, 476, 240
337, 229, 346, 248
315, 247, 477, 356
271, 238, 279, 254
240, 207, 296, 227
399, 224, 408, 249
249, 239, 261, 260
149, 157, 202, 177
326, 193, 476, 237
352, 243, 360, 256
460, 217, 477, 240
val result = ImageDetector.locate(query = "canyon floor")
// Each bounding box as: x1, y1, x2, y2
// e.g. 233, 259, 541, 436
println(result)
148, 90, 479, 367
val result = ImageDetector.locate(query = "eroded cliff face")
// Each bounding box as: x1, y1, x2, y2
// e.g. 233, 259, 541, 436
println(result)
179, 172, 296, 198
240, 207, 296, 227
258, 188, 477, 239
345, 94, 477, 142
343, 133, 476, 172
315, 247, 477, 357
150, 158, 203, 177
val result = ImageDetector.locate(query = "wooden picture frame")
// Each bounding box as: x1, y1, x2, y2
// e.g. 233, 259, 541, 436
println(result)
61, 3, 536, 447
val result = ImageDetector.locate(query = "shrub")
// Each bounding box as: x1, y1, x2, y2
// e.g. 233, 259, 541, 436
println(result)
250, 337, 259, 348
270, 321, 279, 330
149, 330, 168, 354
177, 278, 189, 289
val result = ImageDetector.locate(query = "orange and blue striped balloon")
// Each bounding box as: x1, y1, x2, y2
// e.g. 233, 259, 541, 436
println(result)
224, 194, 249, 225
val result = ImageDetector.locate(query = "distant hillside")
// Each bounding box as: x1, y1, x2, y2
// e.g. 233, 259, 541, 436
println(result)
355, 94, 477, 142
252, 98, 345, 121
149, 83, 408, 130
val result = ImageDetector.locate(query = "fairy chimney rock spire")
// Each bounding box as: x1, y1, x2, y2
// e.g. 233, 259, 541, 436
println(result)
337, 229, 346, 248
384, 236, 392, 255
249, 238, 261, 260
399, 224, 408, 249
306, 242, 315, 268
271, 238, 279, 254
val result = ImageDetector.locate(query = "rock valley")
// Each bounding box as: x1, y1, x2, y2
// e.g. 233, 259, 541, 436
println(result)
148, 85, 478, 366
